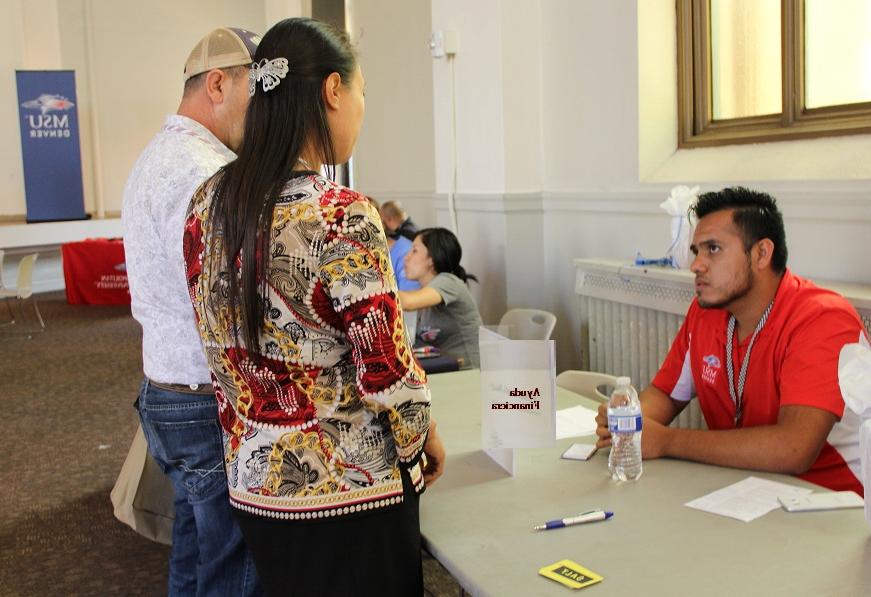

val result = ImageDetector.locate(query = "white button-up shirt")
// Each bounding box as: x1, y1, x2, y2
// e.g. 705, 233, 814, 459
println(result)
122, 115, 235, 384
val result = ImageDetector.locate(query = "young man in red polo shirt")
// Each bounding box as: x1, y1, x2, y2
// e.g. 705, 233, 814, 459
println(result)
595, 187, 865, 495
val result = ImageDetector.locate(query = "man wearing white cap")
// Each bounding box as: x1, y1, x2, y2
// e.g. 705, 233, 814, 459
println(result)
122, 27, 262, 595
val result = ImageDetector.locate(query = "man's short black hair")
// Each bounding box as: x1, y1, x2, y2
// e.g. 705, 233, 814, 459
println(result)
692, 186, 788, 273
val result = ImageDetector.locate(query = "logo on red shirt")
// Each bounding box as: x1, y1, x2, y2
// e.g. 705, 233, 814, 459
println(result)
701, 354, 720, 385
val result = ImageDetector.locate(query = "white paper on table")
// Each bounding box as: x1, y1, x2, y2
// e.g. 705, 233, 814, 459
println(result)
684, 476, 813, 522
555, 405, 599, 439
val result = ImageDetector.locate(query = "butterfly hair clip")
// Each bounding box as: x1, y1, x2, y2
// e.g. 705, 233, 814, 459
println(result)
248, 57, 290, 96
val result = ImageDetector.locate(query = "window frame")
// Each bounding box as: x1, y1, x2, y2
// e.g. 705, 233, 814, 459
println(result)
677, 0, 871, 148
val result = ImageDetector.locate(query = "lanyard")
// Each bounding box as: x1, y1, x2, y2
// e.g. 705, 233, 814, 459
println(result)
725, 300, 774, 427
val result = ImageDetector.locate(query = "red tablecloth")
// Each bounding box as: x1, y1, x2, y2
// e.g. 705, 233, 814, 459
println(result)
61, 238, 130, 305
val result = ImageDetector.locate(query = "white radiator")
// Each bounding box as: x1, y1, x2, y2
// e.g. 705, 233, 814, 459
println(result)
574, 259, 871, 430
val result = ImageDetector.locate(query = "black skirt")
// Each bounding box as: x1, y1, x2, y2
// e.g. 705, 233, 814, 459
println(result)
233, 471, 423, 597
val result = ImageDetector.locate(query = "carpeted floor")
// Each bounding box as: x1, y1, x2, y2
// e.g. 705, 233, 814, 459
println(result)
0, 292, 167, 596
0, 292, 460, 596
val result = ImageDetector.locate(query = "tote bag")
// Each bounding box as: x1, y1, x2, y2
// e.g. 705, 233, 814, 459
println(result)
110, 424, 174, 545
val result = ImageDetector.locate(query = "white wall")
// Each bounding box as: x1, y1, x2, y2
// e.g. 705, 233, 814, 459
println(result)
346, 0, 437, 226
427, 0, 871, 370
541, 0, 640, 190
432, 0, 506, 195
427, 0, 552, 324
546, 1, 871, 369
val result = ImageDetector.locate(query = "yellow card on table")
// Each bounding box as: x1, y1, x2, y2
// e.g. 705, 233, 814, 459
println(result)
539, 559, 603, 590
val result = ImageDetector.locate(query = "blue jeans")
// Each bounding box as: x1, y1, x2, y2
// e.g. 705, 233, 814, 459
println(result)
137, 378, 261, 597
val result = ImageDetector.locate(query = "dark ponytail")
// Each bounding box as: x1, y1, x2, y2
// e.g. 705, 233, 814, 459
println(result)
207, 18, 356, 352
416, 228, 478, 284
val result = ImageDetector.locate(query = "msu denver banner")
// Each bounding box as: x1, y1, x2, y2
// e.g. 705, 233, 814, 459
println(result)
16, 70, 86, 222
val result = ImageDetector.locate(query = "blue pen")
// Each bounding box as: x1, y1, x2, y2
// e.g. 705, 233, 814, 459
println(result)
533, 509, 613, 531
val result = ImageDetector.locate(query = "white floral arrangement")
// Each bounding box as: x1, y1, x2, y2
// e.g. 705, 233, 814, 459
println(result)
659, 185, 699, 269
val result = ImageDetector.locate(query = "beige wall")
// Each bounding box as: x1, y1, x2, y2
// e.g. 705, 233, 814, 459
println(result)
346, 0, 436, 206
0, 0, 27, 218
1, 0, 270, 219
0, 0, 433, 219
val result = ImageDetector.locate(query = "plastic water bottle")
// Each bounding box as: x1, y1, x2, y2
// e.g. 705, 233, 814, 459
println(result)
607, 376, 642, 481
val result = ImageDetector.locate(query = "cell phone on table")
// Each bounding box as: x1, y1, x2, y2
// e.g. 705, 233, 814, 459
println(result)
561, 443, 598, 461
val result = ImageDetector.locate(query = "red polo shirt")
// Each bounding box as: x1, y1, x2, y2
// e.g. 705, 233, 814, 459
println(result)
652, 269, 865, 495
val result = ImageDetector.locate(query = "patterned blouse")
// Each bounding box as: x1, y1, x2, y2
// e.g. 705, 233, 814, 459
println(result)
184, 172, 431, 520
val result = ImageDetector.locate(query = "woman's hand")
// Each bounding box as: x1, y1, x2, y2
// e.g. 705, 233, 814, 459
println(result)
422, 420, 446, 487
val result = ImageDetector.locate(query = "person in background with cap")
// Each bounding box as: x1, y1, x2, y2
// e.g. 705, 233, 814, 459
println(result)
121, 27, 262, 596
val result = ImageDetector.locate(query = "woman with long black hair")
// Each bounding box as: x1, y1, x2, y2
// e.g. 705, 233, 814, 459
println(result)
399, 227, 484, 368
183, 18, 444, 595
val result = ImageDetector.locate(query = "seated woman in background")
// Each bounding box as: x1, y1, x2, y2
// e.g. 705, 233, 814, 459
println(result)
399, 227, 484, 368
388, 235, 421, 291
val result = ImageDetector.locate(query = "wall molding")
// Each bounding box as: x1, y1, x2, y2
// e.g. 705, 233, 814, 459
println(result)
430, 188, 871, 222
359, 189, 435, 201
433, 192, 504, 214
501, 193, 543, 213
546, 189, 871, 222
543, 191, 661, 215
1, 218, 123, 249
0, 214, 26, 223
433, 192, 543, 214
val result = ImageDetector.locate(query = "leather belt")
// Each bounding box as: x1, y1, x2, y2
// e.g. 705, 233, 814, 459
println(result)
148, 379, 214, 395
